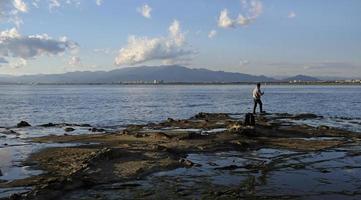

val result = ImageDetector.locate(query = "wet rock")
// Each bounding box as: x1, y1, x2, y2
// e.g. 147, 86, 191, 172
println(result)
64, 127, 75, 132
320, 169, 331, 173
179, 158, 201, 167
318, 125, 330, 130
40, 123, 56, 127
17, 121, 31, 128
292, 113, 320, 120
215, 165, 241, 170
0, 169, 2, 176
191, 112, 229, 120
89, 127, 106, 132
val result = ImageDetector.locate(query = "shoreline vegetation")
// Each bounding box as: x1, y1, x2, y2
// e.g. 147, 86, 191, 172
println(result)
1, 112, 361, 199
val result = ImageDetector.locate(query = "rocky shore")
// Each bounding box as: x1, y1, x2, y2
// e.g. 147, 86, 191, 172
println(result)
1, 112, 361, 200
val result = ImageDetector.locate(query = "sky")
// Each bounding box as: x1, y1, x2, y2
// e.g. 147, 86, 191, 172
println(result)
0, 0, 360, 77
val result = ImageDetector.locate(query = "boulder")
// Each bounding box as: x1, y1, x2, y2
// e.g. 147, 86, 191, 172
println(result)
17, 121, 31, 128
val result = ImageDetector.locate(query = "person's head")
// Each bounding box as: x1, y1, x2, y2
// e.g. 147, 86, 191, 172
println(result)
257, 83, 261, 88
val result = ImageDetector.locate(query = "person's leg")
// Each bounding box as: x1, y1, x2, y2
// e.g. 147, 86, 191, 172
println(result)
259, 100, 263, 113
253, 99, 257, 114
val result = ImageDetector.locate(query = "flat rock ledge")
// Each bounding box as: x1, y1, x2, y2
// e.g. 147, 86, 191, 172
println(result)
1, 112, 360, 200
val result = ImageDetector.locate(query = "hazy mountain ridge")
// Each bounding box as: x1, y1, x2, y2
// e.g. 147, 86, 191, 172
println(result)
0, 65, 327, 84
282, 75, 320, 82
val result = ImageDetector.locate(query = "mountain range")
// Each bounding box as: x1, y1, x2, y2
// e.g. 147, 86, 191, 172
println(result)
0, 65, 323, 84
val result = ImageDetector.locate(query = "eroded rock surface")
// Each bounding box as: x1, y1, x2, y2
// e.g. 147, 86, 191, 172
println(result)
1, 112, 360, 200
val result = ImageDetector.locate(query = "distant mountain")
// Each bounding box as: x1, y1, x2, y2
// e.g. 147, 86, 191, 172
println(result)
0, 65, 276, 84
282, 75, 320, 82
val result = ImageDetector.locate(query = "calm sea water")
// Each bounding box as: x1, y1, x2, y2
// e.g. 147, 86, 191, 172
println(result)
0, 85, 360, 128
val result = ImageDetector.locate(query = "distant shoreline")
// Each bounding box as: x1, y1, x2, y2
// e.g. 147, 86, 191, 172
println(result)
0, 82, 360, 86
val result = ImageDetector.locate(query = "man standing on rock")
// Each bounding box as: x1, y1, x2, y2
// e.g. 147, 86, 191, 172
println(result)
252, 83, 264, 114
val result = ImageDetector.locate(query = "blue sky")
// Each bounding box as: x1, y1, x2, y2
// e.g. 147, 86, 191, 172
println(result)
0, 0, 360, 77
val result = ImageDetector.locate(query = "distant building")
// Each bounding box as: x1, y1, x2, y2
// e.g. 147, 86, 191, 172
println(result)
153, 80, 164, 84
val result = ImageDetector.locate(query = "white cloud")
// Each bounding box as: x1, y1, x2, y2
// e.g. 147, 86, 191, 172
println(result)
208, 30, 217, 39
0, 0, 28, 26
288, 11, 296, 19
49, 0, 61, 10
115, 20, 194, 66
95, 0, 103, 6
239, 59, 250, 66
137, 4, 152, 19
218, 0, 263, 28
218, 9, 234, 28
10, 58, 27, 68
0, 28, 78, 64
14, 0, 28, 12
68, 56, 81, 66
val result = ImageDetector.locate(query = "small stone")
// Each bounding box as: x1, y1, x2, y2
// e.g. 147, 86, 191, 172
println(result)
318, 125, 330, 130
64, 127, 75, 132
179, 158, 201, 167
17, 121, 31, 128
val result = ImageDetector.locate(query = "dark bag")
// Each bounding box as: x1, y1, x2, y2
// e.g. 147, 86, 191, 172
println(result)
244, 113, 255, 126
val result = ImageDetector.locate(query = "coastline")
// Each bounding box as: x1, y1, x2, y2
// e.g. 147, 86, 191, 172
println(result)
1, 112, 361, 199
0, 82, 360, 86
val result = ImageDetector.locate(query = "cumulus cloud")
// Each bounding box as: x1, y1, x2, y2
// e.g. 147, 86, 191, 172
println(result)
0, 28, 79, 64
0, 0, 28, 26
95, 0, 103, 6
218, 0, 263, 28
218, 9, 234, 28
10, 58, 27, 68
14, 0, 28, 12
288, 11, 296, 19
115, 20, 194, 66
208, 30, 217, 39
68, 56, 82, 66
137, 4, 152, 18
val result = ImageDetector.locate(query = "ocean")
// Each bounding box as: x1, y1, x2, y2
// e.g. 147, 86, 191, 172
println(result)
0, 84, 360, 129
